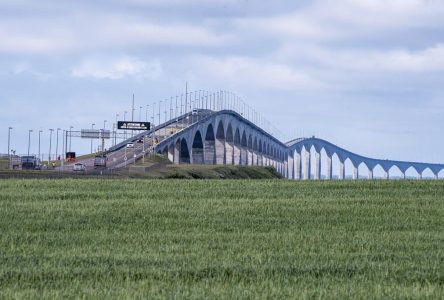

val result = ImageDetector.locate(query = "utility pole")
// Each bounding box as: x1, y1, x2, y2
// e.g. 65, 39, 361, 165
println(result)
69, 126, 73, 152
131, 94, 135, 122
7, 127, 12, 169
185, 82, 188, 115
38, 130, 42, 161
48, 129, 54, 166
56, 128, 60, 161
27, 129, 33, 157
91, 123, 95, 153
123, 111, 127, 139
102, 120, 107, 153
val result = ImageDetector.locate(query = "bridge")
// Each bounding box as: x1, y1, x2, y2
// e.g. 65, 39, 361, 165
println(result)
68, 91, 444, 179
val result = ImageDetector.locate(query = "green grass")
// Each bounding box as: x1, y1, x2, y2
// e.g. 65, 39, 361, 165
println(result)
0, 180, 443, 299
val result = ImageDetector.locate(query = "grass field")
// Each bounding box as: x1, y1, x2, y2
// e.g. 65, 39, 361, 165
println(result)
0, 179, 443, 299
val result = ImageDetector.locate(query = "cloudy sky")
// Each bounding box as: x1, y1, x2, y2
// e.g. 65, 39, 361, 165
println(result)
1, 0, 444, 167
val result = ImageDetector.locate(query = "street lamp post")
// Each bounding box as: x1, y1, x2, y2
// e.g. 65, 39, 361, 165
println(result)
38, 130, 43, 161
139, 106, 142, 122
56, 128, 60, 161
69, 126, 73, 152
27, 130, 33, 157
7, 127, 12, 168
114, 114, 119, 146
91, 123, 95, 153
102, 120, 107, 153
48, 129, 54, 166
123, 111, 127, 139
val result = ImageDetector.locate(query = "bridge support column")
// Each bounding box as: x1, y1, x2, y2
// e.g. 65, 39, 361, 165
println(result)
353, 166, 359, 180
384, 171, 389, 180
304, 149, 311, 180
418, 172, 422, 180
314, 151, 321, 180
339, 161, 345, 180
368, 169, 373, 180
434, 173, 439, 180
402, 172, 406, 179
252, 152, 257, 166
288, 154, 294, 179
168, 145, 174, 163
326, 155, 332, 180
174, 140, 180, 164
295, 151, 302, 180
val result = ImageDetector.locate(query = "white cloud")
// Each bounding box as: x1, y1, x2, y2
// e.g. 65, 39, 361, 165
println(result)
0, 11, 235, 55
71, 56, 162, 80
279, 43, 444, 73
10, 62, 51, 80
192, 56, 322, 90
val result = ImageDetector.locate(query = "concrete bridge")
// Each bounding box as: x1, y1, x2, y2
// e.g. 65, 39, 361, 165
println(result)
153, 109, 444, 180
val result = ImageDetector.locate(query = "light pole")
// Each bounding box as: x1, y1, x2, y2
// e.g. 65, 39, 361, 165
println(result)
38, 130, 43, 161
146, 105, 149, 122
139, 106, 142, 122
27, 129, 33, 157
103, 120, 107, 152
69, 126, 73, 152
115, 114, 119, 146
56, 128, 60, 161
158, 100, 162, 126
91, 123, 95, 153
124, 111, 127, 139
7, 127, 12, 168
48, 129, 54, 166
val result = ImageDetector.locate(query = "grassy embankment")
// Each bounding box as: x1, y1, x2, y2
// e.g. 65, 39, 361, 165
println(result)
0, 154, 282, 179
0, 180, 443, 298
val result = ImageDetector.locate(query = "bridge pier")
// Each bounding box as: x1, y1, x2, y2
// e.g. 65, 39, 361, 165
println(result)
384, 171, 389, 180
339, 161, 345, 180
215, 139, 225, 165
368, 169, 373, 180
295, 151, 302, 180
288, 154, 294, 179
353, 166, 359, 180
326, 155, 332, 180
314, 151, 321, 180
304, 148, 311, 180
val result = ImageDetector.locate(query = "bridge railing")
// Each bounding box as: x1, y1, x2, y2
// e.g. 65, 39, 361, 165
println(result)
146, 90, 287, 143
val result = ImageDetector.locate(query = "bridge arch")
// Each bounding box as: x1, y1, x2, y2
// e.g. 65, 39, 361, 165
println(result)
258, 139, 263, 166
225, 123, 234, 165
247, 134, 253, 165
233, 128, 241, 165
422, 167, 435, 179
241, 131, 248, 165
204, 124, 216, 164
191, 131, 204, 164
215, 121, 225, 165
180, 138, 190, 164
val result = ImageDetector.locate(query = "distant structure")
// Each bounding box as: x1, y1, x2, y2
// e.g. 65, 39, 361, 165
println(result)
89, 91, 444, 179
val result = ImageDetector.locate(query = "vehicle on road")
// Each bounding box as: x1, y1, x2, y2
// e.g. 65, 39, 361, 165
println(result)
94, 155, 107, 168
126, 143, 134, 148
73, 163, 86, 172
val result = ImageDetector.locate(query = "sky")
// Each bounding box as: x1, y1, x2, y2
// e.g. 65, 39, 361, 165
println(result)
1, 0, 444, 167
